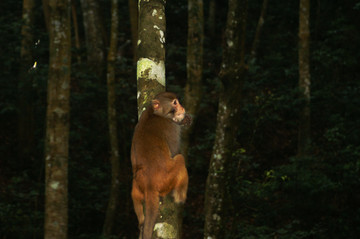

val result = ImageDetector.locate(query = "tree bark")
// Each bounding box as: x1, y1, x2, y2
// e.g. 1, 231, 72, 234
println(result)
42, 0, 50, 32
128, 0, 138, 62
298, 0, 311, 156
103, 0, 120, 236
18, 0, 36, 162
71, 0, 81, 64
80, 0, 106, 78
137, 0, 166, 119
250, 0, 268, 59
181, 0, 204, 159
203, 0, 248, 238
44, 0, 71, 238
136, 1, 183, 238
208, 0, 216, 37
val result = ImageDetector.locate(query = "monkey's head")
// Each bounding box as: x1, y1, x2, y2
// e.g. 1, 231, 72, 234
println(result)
152, 92, 186, 123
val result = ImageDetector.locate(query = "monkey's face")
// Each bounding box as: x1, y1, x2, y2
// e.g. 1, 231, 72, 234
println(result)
152, 93, 186, 123
169, 99, 186, 123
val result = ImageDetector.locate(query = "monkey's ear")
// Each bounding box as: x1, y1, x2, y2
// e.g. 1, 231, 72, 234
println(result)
152, 99, 160, 110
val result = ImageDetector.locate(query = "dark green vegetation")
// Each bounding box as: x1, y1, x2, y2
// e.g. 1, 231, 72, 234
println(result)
1, 0, 360, 238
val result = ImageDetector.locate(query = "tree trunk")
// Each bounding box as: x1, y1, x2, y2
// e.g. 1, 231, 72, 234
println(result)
71, 1, 81, 64
42, 0, 50, 32
250, 0, 268, 59
136, 0, 166, 118
136, 1, 183, 238
128, 0, 138, 62
203, 0, 248, 238
18, 0, 35, 162
181, 0, 204, 158
44, 0, 71, 238
298, 0, 311, 156
80, 0, 106, 78
208, 0, 216, 37
103, 0, 120, 236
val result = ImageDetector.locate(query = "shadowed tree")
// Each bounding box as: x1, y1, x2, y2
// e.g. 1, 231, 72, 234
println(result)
208, 0, 216, 37
182, 0, 204, 159
103, 0, 120, 236
128, 0, 138, 62
298, 0, 311, 156
80, 0, 106, 78
250, 0, 268, 59
18, 0, 36, 162
42, 0, 50, 32
203, 0, 270, 236
203, 0, 248, 238
71, 1, 81, 64
44, 0, 71, 238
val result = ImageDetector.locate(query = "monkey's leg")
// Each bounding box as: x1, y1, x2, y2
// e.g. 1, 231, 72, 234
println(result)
171, 154, 189, 203
131, 180, 145, 237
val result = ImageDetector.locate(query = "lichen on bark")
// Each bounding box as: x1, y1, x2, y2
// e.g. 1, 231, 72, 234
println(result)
136, 57, 166, 118
137, 0, 167, 119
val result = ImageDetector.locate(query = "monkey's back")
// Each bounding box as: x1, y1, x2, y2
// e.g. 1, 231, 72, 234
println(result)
131, 107, 181, 182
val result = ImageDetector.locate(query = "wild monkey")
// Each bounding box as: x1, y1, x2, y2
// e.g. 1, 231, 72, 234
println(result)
131, 92, 190, 239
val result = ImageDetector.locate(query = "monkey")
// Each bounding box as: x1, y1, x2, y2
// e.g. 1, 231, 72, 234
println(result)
131, 92, 190, 239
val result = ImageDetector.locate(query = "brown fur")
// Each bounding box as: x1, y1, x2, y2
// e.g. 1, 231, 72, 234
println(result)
131, 92, 189, 239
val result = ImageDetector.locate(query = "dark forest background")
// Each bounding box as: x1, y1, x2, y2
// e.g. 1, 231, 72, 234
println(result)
1, 0, 360, 238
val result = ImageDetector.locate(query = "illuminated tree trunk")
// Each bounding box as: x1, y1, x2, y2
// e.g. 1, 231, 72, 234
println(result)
136, 1, 182, 238
18, 0, 35, 161
203, 0, 248, 238
136, 0, 166, 118
103, 0, 120, 236
80, 0, 106, 77
182, 0, 204, 158
44, 0, 71, 238
298, 0, 311, 156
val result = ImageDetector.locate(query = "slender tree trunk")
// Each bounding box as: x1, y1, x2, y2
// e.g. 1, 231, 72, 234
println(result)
298, 0, 311, 156
42, 0, 50, 32
128, 0, 138, 62
71, 0, 81, 64
250, 0, 268, 59
208, 0, 216, 37
44, 0, 71, 238
18, 0, 35, 162
137, 0, 166, 118
182, 0, 204, 158
103, 0, 120, 236
137, 1, 183, 238
80, 0, 106, 78
203, 0, 268, 236
203, 0, 248, 238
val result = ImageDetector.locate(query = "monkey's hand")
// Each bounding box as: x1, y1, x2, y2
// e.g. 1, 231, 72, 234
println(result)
179, 113, 192, 126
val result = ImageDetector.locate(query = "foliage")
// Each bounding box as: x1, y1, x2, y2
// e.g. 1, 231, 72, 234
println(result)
0, 172, 43, 238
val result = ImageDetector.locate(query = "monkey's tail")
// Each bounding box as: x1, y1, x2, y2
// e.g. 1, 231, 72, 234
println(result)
143, 190, 159, 239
